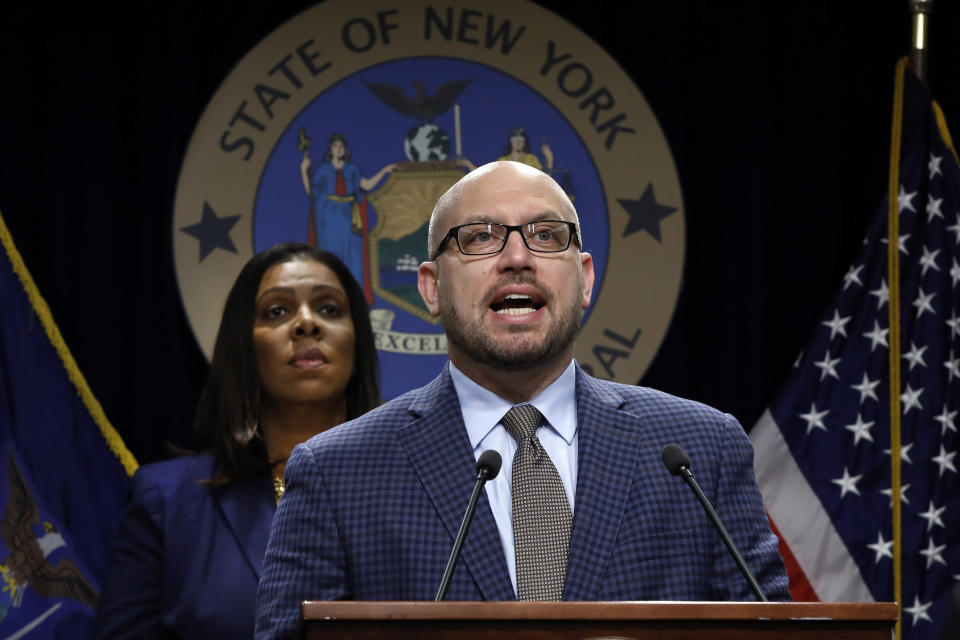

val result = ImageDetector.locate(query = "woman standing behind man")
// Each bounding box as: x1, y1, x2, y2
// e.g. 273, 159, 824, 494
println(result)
93, 243, 380, 639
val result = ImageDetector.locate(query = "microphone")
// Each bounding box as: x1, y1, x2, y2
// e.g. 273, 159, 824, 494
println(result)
660, 443, 768, 602
435, 450, 502, 601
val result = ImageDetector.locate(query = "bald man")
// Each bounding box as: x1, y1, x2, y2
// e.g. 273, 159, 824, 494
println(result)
255, 162, 789, 639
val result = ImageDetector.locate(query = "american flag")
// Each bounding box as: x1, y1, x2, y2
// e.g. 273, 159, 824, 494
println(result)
750, 60, 960, 639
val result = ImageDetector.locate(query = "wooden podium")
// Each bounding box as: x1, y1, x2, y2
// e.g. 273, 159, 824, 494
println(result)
299, 601, 898, 639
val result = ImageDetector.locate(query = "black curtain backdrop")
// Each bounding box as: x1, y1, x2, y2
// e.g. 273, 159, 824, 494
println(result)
2, 1, 958, 465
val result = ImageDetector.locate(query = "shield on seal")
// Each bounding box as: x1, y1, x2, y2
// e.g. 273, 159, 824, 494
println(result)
367, 162, 463, 324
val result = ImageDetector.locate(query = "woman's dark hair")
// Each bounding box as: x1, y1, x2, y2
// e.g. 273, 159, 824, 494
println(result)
503, 127, 531, 154
323, 132, 353, 163
194, 242, 380, 483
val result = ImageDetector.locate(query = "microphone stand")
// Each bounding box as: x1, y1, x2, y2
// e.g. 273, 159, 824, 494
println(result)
676, 464, 768, 602
435, 453, 500, 601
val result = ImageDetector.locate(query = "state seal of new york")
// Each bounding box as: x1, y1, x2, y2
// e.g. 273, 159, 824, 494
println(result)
173, 0, 684, 398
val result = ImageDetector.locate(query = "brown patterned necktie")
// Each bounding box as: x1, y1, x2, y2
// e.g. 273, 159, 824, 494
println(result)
501, 404, 572, 601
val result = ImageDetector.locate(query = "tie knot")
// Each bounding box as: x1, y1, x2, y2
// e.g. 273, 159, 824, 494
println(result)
502, 404, 543, 442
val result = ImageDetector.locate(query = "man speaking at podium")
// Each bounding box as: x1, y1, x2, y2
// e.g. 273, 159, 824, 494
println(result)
255, 161, 789, 639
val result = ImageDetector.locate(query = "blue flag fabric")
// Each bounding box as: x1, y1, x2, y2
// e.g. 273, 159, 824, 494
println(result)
751, 62, 960, 638
0, 212, 135, 638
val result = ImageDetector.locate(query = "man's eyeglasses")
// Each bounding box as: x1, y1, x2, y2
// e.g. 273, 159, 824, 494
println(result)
432, 220, 580, 260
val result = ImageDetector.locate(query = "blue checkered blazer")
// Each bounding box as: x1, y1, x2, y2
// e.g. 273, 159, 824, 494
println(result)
255, 364, 789, 639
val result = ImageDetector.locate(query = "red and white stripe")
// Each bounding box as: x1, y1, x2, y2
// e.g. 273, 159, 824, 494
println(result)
750, 409, 875, 602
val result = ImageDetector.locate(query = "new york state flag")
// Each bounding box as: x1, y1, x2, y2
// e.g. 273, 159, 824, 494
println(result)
0, 211, 135, 638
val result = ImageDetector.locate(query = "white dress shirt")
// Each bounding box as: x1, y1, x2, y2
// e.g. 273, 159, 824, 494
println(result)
449, 360, 578, 595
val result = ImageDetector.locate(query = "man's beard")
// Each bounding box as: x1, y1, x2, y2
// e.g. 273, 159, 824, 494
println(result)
437, 273, 583, 372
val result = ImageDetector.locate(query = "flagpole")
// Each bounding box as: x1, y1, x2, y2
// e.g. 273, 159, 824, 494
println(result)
886, 57, 907, 640
908, 0, 933, 82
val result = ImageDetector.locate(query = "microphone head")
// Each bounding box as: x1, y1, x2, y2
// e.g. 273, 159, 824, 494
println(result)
476, 450, 502, 480
661, 443, 691, 476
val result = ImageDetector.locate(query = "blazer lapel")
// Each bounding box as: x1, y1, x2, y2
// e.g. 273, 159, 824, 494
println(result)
212, 475, 276, 580
563, 367, 644, 600
398, 367, 515, 601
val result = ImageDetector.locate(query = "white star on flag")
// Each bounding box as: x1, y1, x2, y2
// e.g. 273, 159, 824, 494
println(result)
931, 445, 957, 476
933, 405, 957, 434
902, 341, 928, 370
912, 287, 936, 318
905, 595, 933, 626
881, 233, 911, 255
900, 384, 924, 415
881, 483, 911, 506
869, 279, 889, 309
822, 309, 852, 339
799, 403, 829, 434
831, 467, 862, 498
944, 351, 960, 381
928, 152, 943, 177
862, 320, 889, 352
920, 538, 947, 569
813, 351, 841, 381
851, 372, 881, 403
867, 532, 893, 563
844, 414, 875, 445
919, 246, 940, 274
884, 442, 915, 464
918, 500, 946, 532
950, 258, 960, 286
946, 311, 960, 338
899, 184, 918, 213
926, 196, 944, 221
948, 214, 960, 244
843, 264, 864, 290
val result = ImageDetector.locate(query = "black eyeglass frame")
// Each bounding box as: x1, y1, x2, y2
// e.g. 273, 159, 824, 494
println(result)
431, 220, 581, 261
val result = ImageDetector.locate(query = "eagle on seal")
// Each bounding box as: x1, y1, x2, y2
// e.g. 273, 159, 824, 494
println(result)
1, 453, 98, 608
363, 80, 470, 122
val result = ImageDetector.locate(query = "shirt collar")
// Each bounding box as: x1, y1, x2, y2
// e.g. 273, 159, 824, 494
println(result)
449, 360, 578, 448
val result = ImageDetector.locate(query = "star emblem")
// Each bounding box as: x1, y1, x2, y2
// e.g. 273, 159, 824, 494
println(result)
951, 258, 960, 286
933, 404, 957, 435
900, 384, 924, 415
912, 287, 936, 318
862, 320, 889, 352
880, 233, 910, 255
918, 245, 940, 275
919, 538, 946, 569
831, 467, 862, 498
844, 414, 874, 445
944, 351, 960, 381
180, 202, 242, 261
869, 279, 889, 309
881, 483, 911, 506
799, 403, 829, 434
617, 184, 677, 242
897, 184, 917, 213
948, 214, 960, 245
866, 532, 893, 563
918, 500, 946, 532
842, 264, 864, 290
821, 309, 851, 339
946, 311, 960, 338
813, 350, 841, 381
925, 196, 943, 221
932, 445, 957, 476
902, 341, 928, 371
851, 372, 880, 403
928, 152, 943, 177
904, 595, 933, 626
884, 442, 914, 464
